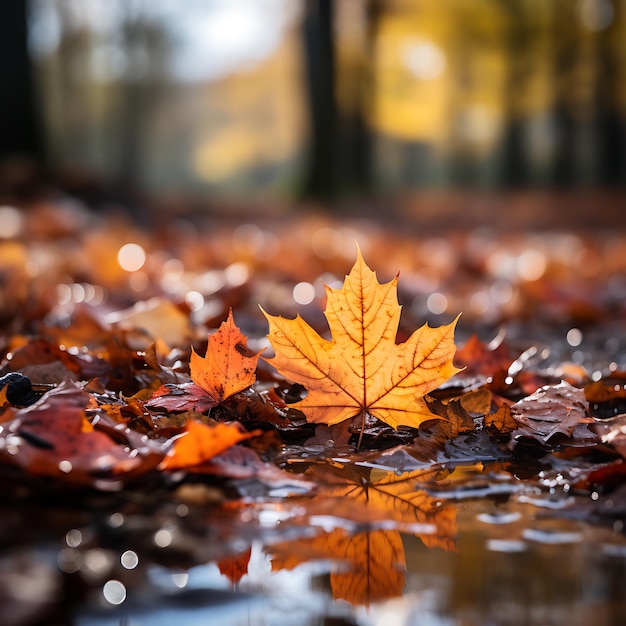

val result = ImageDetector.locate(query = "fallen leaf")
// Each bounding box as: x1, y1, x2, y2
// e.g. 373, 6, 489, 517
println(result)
159, 419, 258, 470
145, 382, 219, 414
198, 444, 316, 494
107, 297, 192, 349
484, 403, 517, 434
191, 309, 262, 402
454, 334, 514, 379
0, 380, 159, 485
511, 381, 595, 445
589, 415, 626, 459
423, 396, 476, 443
459, 388, 494, 415
585, 376, 626, 419
263, 248, 461, 432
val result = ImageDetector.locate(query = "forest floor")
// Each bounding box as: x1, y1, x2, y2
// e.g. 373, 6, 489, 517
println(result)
1, 189, 626, 626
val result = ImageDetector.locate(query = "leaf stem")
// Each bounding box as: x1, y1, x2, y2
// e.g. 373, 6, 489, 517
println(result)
356, 408, 365, 451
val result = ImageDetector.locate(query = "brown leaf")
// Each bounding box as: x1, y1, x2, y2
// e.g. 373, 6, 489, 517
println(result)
511, 381, 595, 445
423, 395, 476, 443
193, 444, 316, 492
145, 382, 219, 413
0, 380, 159, 486
484, 403, 517, 434
589, 415, 626, 459
454, 334, 514, 379
585, 376, 626, 419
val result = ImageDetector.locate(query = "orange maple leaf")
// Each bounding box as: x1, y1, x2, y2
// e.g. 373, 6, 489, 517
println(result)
190, 309, 262, 402
263, 249, 461, 432
160, 419, 256, 470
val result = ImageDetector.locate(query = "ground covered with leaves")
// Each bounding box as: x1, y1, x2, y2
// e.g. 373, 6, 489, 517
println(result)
1, 200, 626, 625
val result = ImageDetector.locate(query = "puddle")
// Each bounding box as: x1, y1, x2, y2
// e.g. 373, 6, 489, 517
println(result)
2, 473, 625, 626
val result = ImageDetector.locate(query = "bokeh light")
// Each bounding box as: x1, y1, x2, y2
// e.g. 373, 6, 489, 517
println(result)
0, 206, 24, 239
102, 579, 126, 605
118, 243, 146, 272
293, 281, 316, 305
121, 550, 139, 570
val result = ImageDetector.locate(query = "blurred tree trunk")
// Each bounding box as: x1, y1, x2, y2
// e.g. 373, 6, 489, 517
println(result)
337, 0, 380, 195
0, 0, 43, 161
301, 0, 336, 199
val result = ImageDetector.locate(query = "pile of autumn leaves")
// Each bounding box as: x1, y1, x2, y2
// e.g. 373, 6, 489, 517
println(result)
0, 250, 612, 490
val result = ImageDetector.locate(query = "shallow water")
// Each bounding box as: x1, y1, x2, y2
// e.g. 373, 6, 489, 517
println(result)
4, 465, 625, 626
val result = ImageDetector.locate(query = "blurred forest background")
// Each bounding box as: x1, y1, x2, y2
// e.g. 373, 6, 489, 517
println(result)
0, 0, 625, 218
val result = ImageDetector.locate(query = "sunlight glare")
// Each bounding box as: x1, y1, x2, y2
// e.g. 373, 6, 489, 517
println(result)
185, 290, 205, 311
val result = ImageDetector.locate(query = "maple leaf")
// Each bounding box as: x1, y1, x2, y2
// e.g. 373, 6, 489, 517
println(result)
263, 249, 461, 434
146, 311, 261, 413
190, 309, 262, 402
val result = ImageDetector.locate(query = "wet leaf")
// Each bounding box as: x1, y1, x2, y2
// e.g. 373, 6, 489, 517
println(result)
145, 382, 219, 414
484, 403, 517, 434
590, 414, 626, 459
263, 248, 461, 431
0, 380, 160, 485
454, 333, 514, 379
159, 419, 259, 471
585, 376, 626, 419
511, 381, 595, 445
423, 395, 476, 443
